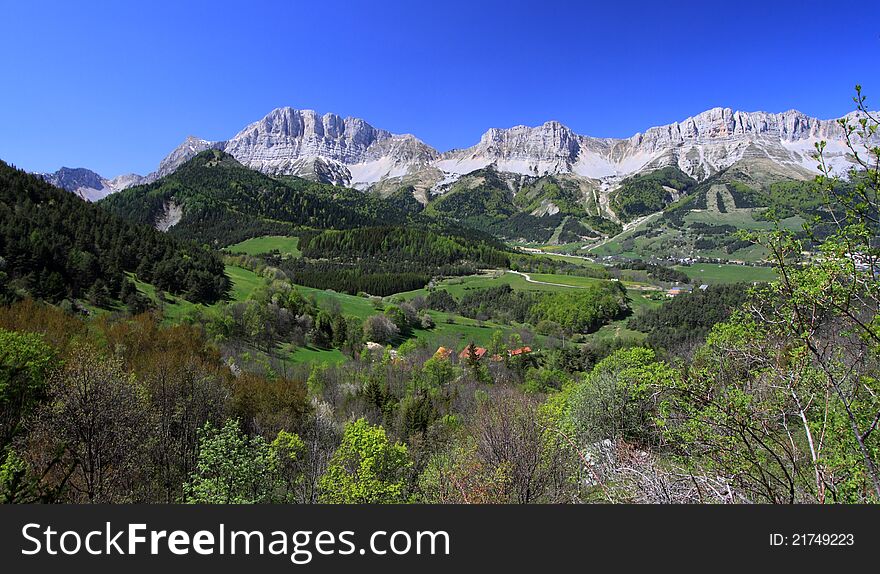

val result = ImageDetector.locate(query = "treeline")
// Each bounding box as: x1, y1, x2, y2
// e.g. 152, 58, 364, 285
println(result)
529, 283, 630, 333
269, 226, 512, 296
301, 226, 510, 268
628, 283, 752, 355
510, 254, 612, 279
557, 217, 599, 243
613, 259, 690, 284
280, 260, 433, 297
489, 212, 562, 243
0, 160, 229, 305
100, 151, 413, 247
424, 282, 630, 334
426, 285, 536, 324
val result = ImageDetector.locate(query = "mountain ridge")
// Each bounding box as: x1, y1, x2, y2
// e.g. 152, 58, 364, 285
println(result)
41, 106, 879, 200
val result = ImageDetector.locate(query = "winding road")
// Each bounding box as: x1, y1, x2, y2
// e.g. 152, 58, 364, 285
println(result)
507, 270, 580, 288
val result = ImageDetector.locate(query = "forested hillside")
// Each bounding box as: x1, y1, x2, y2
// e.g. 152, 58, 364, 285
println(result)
100, 150, 414, 246
0, 160, 229, 305
425, 167, 620, 243
610, 166, 697, 222
285, 225, 512, 295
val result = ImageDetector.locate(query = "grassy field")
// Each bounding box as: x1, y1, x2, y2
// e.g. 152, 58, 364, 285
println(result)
588, 205, 807, 263
674, 263, 777, 284
226, 265, 266, 301
283, 310, 527, 365
293, 284, 377, 319
626, 288, 665, 312
225, 235, 301, 257
396, 270, 608, 301
527, 273, 608, 288
526, 251, 607, 270
579, 287, 663, 346
413, 311, 527, 349
285, 344, 349, 365
133, 265, 265, 322
130, 263, 554, 365
683, 210, 805, 231
131, 261, 671, 366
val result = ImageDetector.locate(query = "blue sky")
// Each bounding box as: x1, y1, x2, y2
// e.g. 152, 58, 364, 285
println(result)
2, 0, 878, 177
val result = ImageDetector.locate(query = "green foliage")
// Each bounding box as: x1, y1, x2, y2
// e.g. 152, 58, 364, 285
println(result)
570, 347, 674, 446
0, 329, 56, 448
0, 450, 34, 503
302, 226, 509, 268
523, 367, 573, 394
414, 356, 458, 390
425, 168, 618, 242
184, 419, 281, 504
425, 169, 519, 227
0, 160, 229, 304
529, 282, 629, 333
611, 167, 696, 221
226, 235, 302, 257
613, 259, 690, 284
628, 283, 751, 355
100, 150, 412, 247
283, 225, 510, 296
318, 418, 410, 503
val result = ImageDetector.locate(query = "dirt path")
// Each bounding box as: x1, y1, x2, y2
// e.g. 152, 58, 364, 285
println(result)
508, 270, 579, 288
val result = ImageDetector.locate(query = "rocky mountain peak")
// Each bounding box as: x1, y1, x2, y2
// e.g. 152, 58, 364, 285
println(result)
37, 166, 129, 201
44, 104, 880, 201
222, 107, 436, 186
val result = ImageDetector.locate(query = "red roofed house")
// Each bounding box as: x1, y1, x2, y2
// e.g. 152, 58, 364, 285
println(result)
508, 346, 532, 357
433, 346, 453, 360
459, 344, 488, 361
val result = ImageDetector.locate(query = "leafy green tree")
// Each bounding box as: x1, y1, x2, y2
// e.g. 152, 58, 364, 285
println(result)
489, 330, 507, 360
306, 364, 328, 397
0, 329, 56, 449
523, 367, 573, 394
383, 305, 408, 332
570, 347, 674, 447
311, 310, 334, 349
418, 356, 457, 389
271, 429, 305, 502
530, 284, 629, 334
363, 314, 399, 344
184, 419, 280, 504
728, 87, 880, 502
318, 418, 410, 503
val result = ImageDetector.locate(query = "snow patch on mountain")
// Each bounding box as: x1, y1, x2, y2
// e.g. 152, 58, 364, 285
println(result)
41, 106, 880, 203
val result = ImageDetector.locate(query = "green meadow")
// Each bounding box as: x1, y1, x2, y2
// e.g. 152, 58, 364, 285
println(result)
674, 263, 777, 284
226, 235, 302, 257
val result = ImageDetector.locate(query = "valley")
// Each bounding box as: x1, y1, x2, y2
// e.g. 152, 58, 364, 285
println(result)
2, 94, 879, 506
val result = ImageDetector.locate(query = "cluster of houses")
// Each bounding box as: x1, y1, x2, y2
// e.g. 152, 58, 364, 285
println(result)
363, 341, 534, 363
666, 284, 708, 297
433, 343, 532, 362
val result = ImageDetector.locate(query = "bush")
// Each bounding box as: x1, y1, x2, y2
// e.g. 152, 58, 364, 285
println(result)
363, 315, 400, 344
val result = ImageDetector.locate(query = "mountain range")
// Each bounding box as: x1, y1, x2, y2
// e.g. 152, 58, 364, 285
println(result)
38, 106, 878, 203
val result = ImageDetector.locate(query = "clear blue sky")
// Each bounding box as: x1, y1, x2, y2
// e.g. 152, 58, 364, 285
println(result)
2, 0, 878, 177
